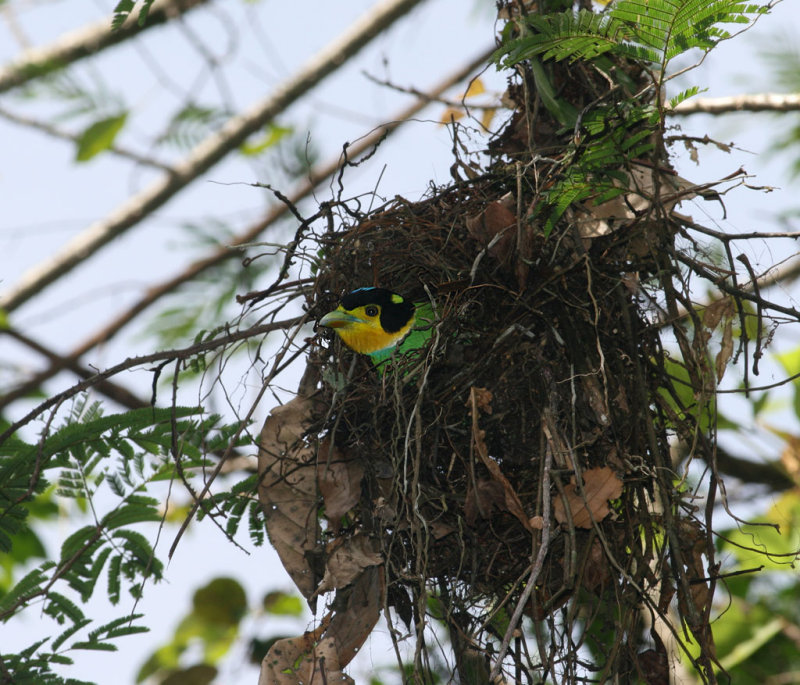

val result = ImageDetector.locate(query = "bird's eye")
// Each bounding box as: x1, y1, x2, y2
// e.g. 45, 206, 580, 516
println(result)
364, 305, 379, 317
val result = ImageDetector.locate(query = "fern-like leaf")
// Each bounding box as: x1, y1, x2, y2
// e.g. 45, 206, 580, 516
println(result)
496, 0, 769, 69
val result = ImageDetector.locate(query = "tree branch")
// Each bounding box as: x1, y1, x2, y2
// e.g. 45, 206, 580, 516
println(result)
0, 0, 210, 94
670, 92, 800, 116
0, 0, 427, 314
3, 328, 149, 410
0, 317, 302, 447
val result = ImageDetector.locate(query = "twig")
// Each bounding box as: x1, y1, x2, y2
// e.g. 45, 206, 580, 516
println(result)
3, 327, 149, 410
488, 428, 553, 681
0, 317, 302, 446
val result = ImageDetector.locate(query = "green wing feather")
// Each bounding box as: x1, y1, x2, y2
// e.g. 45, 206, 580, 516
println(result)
369, 301, 435, 372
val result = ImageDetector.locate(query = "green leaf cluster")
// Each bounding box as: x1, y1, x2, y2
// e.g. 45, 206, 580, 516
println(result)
0, 400, 247, 683
136, 577, 247, 683
495, 0, 769, 70
112, 0, 157, 31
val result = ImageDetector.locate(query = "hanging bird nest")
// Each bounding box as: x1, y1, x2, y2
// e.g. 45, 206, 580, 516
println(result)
256, 52, 741, 685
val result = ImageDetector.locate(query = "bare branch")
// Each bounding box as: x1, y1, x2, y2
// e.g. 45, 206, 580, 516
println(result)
0, 0, 427, 314
0, 0, 210, 94
670, 92, 800, 116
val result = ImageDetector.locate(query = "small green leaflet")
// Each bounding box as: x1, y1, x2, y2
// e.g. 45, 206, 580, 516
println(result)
75, 113, 128, 162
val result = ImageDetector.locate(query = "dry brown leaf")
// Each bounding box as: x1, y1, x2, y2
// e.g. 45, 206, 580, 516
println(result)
553, 466, 623, 529
464, 479, 505, 525
582, 374, 610, 426
638, 644, 669, 685
259, 626, 323, 685
429, 520, 456, 539
317, 442, 363, 534
465, 201, 516, 264
468, 387, 535, 533
716, 315, 734, 382
260, 568, 383, 684
325, 564, 384, 666
472, 386, 494, 414
259, 632, 354, 685
581, 538, 611, 591
703, 297, 733, 330
258, 369, 323, 601
314, 534, 382, 596
579, 163, 714, 242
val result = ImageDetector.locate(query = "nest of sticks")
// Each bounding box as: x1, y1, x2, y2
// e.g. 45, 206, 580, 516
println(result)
257, 58, 730, 683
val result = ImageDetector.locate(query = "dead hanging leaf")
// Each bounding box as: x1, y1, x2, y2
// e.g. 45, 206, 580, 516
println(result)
702, 296, 734, 330
637, 640, 670, 685
314, 534, 382, 597
716, 314, 734, 382
429, 520, 456, 539
259, 631, 354, 685
317, 441, 363, 534
579, 162, 721, 242
258, 368, 323, 601
581, 538, 611, 591
464, 479, 506, 526
324, 564, 384, 666
468, 387, 536, 533
259, 631, 320, 685
472, 386, 494, 414
678, 519, 715, 653
260, 567, 383, 684
465, 197, 516, 264
582, 374, 610, 426
553, 466, 623, 529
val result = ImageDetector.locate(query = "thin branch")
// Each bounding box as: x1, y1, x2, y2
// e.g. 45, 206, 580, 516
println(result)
0, 47, 494, 412
0, 317, 302, 447
670, 92, 800, 116
3, 327, 149, 410
0, 0, 210, 94
0, 0, 428, 313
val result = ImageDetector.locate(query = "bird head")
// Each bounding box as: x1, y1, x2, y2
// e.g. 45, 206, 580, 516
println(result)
319, 287, 415, 357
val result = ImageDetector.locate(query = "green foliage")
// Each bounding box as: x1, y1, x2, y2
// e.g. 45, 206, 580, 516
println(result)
674, 491, 800, 683
157, 104, 230, 151
136, 577, 247, 683
75, 113, 128, 162
112, 0, 157, 30
0, 399, 246, 683
495, 0, 769, 71
262, 590, 304, 617
196, 473, 266, 547
240, 123, 294, 156
538, 102, 658, 233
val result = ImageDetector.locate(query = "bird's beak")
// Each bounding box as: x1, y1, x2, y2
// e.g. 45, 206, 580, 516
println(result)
319, 309, 362, 329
